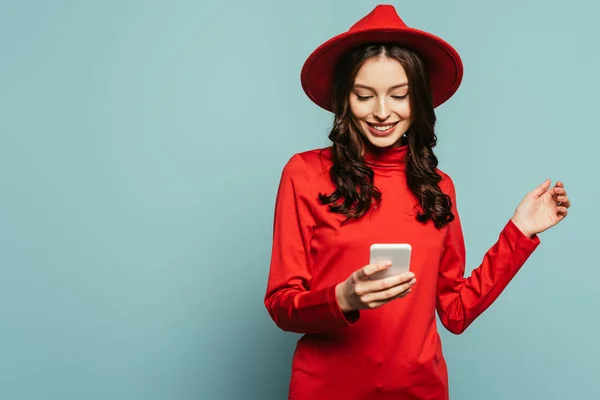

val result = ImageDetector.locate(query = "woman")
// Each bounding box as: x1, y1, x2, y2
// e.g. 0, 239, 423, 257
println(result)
264, 5, 570, 399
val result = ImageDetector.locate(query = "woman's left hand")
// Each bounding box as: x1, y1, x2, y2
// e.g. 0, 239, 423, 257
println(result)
511, 179, 571, 238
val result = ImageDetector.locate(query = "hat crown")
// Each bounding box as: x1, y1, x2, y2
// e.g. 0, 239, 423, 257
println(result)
300, 4, 463, 111
349, 5, 408, 32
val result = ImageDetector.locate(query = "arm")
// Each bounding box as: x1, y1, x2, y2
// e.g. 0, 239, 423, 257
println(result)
264, 154, 359, 334
436, 176, 541, 334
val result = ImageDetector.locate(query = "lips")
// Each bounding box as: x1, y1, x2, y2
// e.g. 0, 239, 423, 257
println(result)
366, 121, 399, 136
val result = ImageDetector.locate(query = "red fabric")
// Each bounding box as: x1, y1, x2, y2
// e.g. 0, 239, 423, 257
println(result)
301, 4, 463, 112
264, 145, 540, 399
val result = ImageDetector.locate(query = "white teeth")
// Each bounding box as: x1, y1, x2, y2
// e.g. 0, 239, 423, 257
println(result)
372, 124, 395, 131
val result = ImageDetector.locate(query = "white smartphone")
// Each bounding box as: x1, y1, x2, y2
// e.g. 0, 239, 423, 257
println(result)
369, 243, 412, 280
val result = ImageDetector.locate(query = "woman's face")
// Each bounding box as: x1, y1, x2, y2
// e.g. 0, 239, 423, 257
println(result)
349, 56, 413, 148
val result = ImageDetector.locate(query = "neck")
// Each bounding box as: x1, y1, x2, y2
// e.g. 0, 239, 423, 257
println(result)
363, 141, 409, 171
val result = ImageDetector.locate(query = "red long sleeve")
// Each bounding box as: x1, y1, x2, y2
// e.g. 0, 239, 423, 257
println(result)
264, 154, 358, 334
436, 176, 541, 334
264, 146, 542, 399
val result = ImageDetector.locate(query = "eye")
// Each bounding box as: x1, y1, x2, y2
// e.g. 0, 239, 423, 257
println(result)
356, 94, 372, 101
392, 94, 408, 100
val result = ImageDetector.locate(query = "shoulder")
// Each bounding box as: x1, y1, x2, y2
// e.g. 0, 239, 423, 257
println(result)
295, 147, 333, 168
436, 168, 456, 195
282, 147, 332, 178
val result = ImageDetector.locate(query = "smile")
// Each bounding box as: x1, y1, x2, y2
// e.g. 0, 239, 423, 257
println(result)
366, 121, 399, 136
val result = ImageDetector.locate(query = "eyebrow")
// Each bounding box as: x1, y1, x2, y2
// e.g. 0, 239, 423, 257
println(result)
353, 83, 408, 90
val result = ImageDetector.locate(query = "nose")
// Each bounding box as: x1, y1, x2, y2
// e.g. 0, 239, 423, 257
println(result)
373, 98, 391, 120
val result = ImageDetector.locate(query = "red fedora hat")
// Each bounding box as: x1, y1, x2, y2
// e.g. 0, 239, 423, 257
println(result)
300, 4, 463, 112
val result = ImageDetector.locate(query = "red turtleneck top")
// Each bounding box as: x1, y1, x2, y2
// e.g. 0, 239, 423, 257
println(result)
264, 144, 540, 400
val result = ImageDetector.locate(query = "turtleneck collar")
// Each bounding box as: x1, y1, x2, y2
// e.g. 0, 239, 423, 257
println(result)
364, 143, 409, 171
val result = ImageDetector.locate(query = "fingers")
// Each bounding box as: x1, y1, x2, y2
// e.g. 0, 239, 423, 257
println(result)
551, 181, 570, 219
555, 195, 571, 208
386, 287, 413, 301
355, 271, 415, 296
551, 183, 571, 212
355, 261, 391, 281
552, 186, 567, 196
557, 199, 569, 217
359, 275, 417, 305
532, 178, 552, 197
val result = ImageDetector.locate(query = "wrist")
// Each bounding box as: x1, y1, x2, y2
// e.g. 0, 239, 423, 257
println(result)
511, 217, 534, 238
335, 283, 352, 313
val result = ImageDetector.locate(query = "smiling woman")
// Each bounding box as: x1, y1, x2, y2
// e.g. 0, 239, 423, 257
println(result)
321, 43, 450, 226
263, 4, 571, 400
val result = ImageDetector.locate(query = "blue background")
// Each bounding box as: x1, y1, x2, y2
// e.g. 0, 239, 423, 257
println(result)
1, 0, 597, 399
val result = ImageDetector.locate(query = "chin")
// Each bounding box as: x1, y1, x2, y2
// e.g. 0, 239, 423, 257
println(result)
363, 132, 406, 149
367, 135, 402, 148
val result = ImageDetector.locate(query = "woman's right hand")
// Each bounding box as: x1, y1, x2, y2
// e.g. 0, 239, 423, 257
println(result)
335, 261, 416, 312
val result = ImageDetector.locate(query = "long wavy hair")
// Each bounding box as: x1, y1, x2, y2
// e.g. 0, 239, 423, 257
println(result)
318, 44, 454, 229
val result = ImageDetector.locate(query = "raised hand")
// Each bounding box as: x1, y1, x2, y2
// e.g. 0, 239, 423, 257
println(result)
511, 179, 571, 238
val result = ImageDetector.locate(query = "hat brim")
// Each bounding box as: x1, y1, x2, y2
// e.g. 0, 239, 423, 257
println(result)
301, 28, 463, 112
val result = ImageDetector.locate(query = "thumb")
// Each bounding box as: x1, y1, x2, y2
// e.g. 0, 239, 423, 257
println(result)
531, 178, 551, 197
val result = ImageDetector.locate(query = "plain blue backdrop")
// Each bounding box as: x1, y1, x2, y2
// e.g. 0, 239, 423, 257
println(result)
1, 0, 598, 399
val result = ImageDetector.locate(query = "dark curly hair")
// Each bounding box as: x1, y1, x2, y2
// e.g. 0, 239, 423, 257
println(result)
318, 44, 454, 229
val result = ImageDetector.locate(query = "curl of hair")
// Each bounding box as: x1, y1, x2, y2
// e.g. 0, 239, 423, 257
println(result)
318, 44, 454, 229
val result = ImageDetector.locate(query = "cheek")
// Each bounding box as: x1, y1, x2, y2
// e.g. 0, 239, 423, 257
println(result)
349, 99, 370, 120
393, 101, 411, 119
